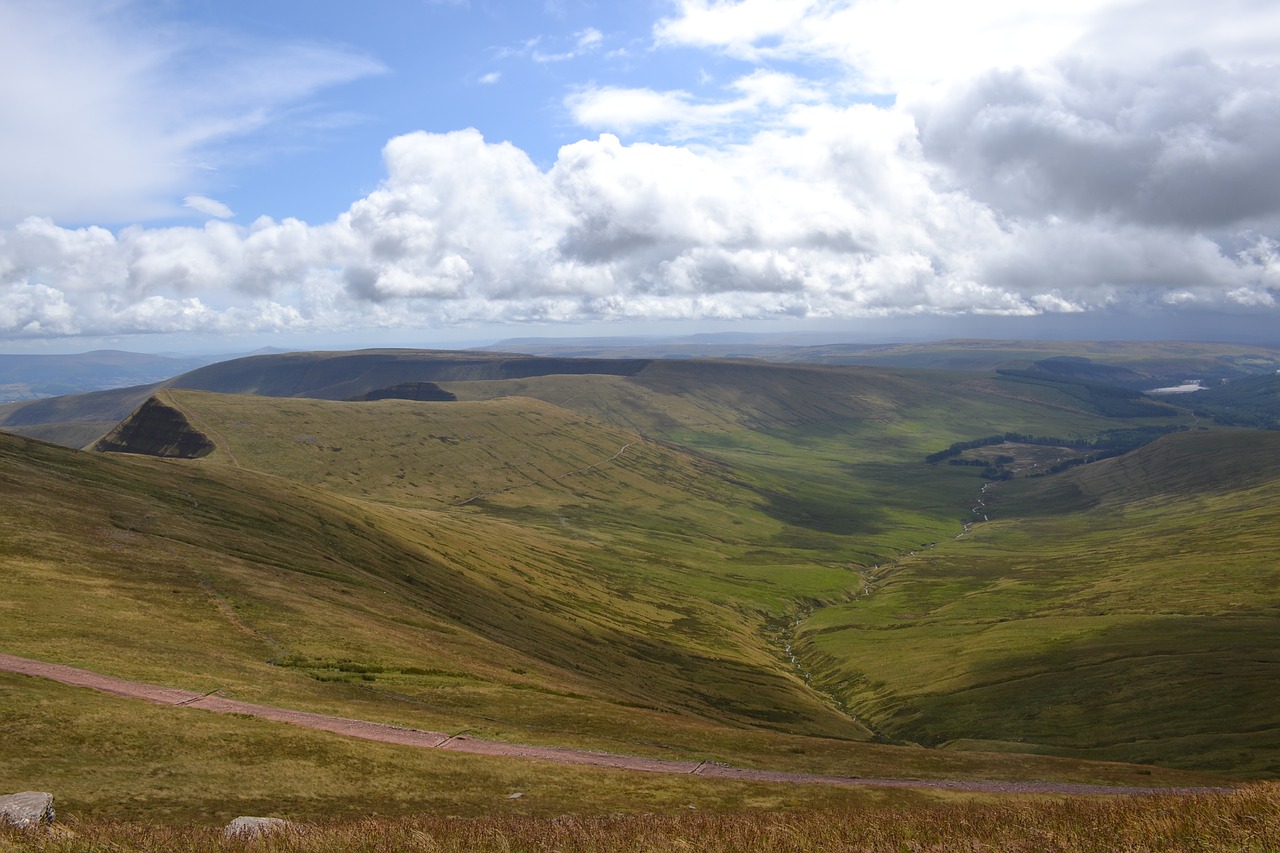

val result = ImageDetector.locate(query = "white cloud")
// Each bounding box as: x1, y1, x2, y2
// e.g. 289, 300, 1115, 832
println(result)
2, 2, 1279, 342
479, 71, 502, 84
647, 1, 1280, 232
184, 195, 235, 219
567, 70, 823, 136
529, 26, 607, 63
3, 121, 1276, 341
914, 54, 1280, 231
655, 0, 1115, 95
0, 0, 385, 225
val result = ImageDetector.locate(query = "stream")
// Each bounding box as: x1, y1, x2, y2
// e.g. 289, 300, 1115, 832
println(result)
771, 479, 993, 738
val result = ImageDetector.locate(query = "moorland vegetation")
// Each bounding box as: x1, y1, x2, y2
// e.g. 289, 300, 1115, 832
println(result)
2, 340, 1279, 847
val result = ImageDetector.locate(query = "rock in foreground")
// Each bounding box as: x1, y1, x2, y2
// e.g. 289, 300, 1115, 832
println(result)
0, 792, 55, 828
223, 816, 292, 840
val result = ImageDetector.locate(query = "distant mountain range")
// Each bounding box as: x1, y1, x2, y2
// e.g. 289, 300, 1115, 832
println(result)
0, 347, 289, 403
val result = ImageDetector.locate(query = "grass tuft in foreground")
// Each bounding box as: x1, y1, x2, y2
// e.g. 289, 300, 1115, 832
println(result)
3, 785, 1278, 852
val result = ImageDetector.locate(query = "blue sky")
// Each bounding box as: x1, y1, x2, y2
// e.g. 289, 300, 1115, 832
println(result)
157, 1, 714, 226
2, 0, 1279, 352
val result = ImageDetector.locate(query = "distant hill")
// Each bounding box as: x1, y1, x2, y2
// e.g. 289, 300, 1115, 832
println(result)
0, 350, 221, 402
0, 349, 649, 448
346, 381, 457, 402
490, 338, 1280, 386
0, 383, 161, 447
168, 348, 650, 399
11, 342, 1280, 449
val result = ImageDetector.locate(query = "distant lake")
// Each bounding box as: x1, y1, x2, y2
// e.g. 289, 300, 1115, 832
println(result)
1148, 383, 1204, 395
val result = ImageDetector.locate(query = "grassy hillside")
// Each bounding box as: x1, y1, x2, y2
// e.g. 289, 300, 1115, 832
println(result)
4, 345, 1275, 823
2, 428, 1221, 824
0, 424, 875, 747
794, 429, 1280, 776
448, 358, 1190, 563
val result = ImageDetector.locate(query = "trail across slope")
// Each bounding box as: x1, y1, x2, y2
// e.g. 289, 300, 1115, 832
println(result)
455, 441, 635, 505
0, 652, 1229, 797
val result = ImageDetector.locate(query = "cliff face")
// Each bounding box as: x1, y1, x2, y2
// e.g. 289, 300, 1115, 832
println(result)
92, 397, 215, 459
347, 381, 457, 402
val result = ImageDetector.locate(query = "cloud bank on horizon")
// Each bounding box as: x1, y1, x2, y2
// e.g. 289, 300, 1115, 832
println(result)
1, 0, 1278, 345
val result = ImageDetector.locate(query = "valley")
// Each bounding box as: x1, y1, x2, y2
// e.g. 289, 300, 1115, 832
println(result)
1, 342, 1278, 829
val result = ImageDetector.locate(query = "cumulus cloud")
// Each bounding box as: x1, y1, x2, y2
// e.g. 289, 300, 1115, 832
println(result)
2, 1, 1279, 343
655, 0, 1280, 235
655, 0, 1115, 95
914, 53, 1280, 232
3, 120, 1277, 341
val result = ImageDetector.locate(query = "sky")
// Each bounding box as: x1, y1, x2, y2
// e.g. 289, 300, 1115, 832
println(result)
1, 0, 1279, 353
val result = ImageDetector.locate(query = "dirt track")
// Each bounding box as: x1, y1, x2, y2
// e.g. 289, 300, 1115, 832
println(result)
0, 652, 1230, 796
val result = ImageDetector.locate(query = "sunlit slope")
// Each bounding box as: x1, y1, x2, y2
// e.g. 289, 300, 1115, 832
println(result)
449, 359, 1189, 562
142, 389, 733, 512
0, 432, 1229, 797
451, 359, 1151, 436
5, 427, 885, 750
111, 388, 877, 617
794, 429, 1280, 776
51, 387, 931, 747
100, 389, 889, 683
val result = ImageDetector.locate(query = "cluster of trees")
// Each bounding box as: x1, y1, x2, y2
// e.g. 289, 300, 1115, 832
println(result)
926, 426, 1184, 479
1190, 374, 1280, 429
926, 433, 1078, 465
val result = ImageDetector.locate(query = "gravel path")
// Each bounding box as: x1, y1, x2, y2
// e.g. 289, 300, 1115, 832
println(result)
0, 652, 1231, 797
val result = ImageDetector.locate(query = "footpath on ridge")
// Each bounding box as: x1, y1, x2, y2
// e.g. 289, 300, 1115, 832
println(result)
0, 652, 1230, 797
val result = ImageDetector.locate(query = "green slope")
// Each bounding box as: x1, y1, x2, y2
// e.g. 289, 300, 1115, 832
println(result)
794, 430, 1280, 776
4, 345, 1273, 807
449, 358, 1190, 563
2, 423, 869, 744
3, 428, 1217, 818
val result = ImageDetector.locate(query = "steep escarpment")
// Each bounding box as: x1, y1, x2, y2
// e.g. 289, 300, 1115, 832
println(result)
347, 381, 457, 402
92, 396, 215, 458
170, 349, 651, 400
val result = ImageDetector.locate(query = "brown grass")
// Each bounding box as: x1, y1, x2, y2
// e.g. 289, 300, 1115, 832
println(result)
4, 785, 1278, 852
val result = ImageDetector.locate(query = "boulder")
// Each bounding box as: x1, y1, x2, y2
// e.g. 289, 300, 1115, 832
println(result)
0, 792, 55, 828
223, 816, 291, 840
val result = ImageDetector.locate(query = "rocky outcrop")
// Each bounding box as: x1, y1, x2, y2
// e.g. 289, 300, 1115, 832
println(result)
0, 792, 55, 828
223, 816, 291, 839
347, 381, 457, 402
92, 396, 214, 458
